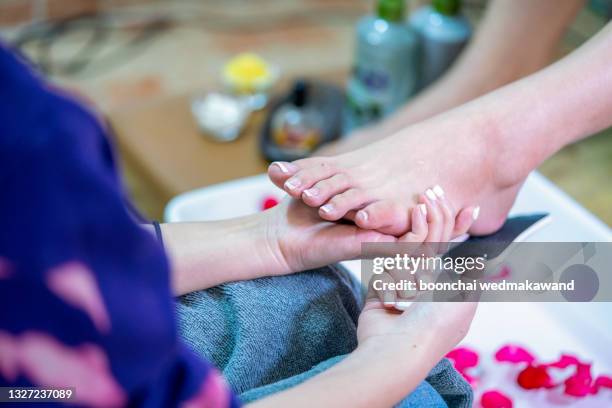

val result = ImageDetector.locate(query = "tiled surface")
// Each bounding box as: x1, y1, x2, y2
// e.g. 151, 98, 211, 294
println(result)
3, 0, 611, 225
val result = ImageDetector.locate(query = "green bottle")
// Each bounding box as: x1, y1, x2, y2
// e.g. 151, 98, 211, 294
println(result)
346, 0, 419, 130
409, 0, 471, 90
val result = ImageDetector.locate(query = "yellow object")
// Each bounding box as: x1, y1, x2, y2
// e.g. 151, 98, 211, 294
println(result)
223, 53, 273, 93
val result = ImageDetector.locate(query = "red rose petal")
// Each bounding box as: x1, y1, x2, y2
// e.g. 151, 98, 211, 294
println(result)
591, 375, 612, 394
495, 344, 535, 365
447, 347, 479, 371
481, 390, 513, 408
563, 363, 593, 397
517, 365, 554, 389
565, 375, 592, 397
261, 196, 279, 210
489, 265, 511, 281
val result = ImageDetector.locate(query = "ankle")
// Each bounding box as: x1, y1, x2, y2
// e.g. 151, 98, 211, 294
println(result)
469, 108, 530, 189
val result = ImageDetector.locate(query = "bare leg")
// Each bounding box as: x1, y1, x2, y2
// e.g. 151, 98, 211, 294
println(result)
319, 0, 583, 156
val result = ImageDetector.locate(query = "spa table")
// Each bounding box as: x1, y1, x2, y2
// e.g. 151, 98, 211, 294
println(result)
108, 74, 346, 219
165, 172, 612, 407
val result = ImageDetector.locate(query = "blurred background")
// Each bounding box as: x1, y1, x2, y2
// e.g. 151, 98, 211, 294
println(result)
1, 0, 610, 223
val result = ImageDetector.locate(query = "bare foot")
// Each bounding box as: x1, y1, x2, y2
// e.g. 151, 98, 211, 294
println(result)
268, 119, 525, 236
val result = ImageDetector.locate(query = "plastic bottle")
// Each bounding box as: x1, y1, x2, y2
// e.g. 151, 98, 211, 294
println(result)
346, 0, 419, 129
409, 0, 471, 90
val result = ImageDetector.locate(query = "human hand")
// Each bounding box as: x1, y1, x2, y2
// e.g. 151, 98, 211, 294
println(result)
263, 186, 476, 276
356, 298, 477, 364
371, 191, 478, 308
263, 197, 396, 274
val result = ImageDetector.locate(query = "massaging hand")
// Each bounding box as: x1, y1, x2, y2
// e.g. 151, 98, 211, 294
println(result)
164, 187, 475, 295
369, 194, 478, 308
264, 186, 477, 276
357, 297, 478, 365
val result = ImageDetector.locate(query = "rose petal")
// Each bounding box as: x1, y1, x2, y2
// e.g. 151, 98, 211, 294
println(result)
565, 375, 592, 397
447, 347, 479, 371
495, 344, 535, 365
517, 365, 554, 389
481, 390, 513, 408
591, 375, 612, 394
261, 196, 279, 210
544, 354, 581, 369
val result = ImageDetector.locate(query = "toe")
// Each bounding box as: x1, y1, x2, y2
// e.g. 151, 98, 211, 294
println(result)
319, 188, 368, 221
302, 173, 351, 207
268, 162, 299, 189
283, 161, 338, 198
355, 201, 411, 236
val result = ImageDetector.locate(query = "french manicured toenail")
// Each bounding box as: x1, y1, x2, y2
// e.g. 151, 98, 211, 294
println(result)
303, 188, 319, 197
433, 185, 444, 197
285, 178, 301, 190
472, 206, 481, 220
357, 210, 369, 222
426, 189, 437, 200
418, 204, 427, 216
271, 162, 287, 173
320, 204, 334, 214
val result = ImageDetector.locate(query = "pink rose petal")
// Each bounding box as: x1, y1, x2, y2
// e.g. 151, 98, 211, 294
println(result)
591, 375, 612, 394
495, 344, 535, 365
563, 363, 593, 397
447, 347, 479, 371
544, 354, 580, 369
481, 390, 513, 408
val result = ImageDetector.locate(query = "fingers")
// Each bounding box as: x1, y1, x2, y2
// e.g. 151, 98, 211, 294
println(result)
373, 271, 398, 308
371, 270, 417, 311
421, 188, 443, 244
398, 204, 428, 243
431, 185, 455, 242
454, 206, 480, 237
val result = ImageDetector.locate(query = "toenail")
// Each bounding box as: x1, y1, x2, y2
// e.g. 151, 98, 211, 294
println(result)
472, 206, 481, 220
418, 204, 427, 216
357, 210, 369, 222
320, 204, 334, 214
284, 178, 301, 190
271, 162, 295, 174
433, 185, 444, 197
303, 188, 319, 197
426, 189, 437, 201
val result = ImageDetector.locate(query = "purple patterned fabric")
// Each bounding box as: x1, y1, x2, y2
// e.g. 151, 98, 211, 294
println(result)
0, 44, 238, 408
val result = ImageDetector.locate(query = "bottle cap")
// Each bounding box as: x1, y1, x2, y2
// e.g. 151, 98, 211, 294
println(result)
432, 0, 462, 16
377, 0, 405, 22
291, 80, 308, 107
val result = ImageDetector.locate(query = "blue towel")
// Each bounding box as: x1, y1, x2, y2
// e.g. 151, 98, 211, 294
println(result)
176, 264, 472, 407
